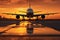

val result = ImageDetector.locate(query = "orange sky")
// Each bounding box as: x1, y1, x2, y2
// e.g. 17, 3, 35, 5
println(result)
0, 0, 60, 19
0, 0, 60, 35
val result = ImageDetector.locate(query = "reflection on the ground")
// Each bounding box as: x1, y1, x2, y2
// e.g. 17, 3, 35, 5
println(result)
0, 22, 60, 35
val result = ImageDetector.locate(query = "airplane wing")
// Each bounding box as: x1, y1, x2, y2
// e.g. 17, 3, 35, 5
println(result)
2, 13, 27, 16
33, 13, 59, 16
2, 12, 59, 17
2, 13, 17, 15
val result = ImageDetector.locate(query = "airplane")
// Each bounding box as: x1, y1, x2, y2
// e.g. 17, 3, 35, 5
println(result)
1, 0, 60, 34
2, 9, 59, 20
2, 0, 59, 20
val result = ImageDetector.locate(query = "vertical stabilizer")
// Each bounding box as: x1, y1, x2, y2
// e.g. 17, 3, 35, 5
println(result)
27, 0, 31, 8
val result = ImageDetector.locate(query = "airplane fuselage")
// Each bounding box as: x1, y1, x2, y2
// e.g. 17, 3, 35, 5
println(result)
26, 8, 45, 19
27, 8, 34, 18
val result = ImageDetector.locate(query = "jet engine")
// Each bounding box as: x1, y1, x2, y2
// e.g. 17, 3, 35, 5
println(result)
41, 15, 45, 19
16, 15, 20, 19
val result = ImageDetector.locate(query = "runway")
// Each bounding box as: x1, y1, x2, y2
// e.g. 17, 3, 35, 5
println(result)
0, 18, 60, 40
0, 24, 60, 35
0, 26, 60, 40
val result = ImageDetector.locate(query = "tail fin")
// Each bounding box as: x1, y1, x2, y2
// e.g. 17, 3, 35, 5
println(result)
27, 0, 31, 8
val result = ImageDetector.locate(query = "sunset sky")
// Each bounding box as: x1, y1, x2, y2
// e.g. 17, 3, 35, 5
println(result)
0, 0, 60, 19
0, 0, 60, 35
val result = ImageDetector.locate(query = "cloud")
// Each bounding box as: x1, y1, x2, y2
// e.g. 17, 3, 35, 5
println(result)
0, 0, 60, 8
43, 0, 60, 3
0, 0, 11, 5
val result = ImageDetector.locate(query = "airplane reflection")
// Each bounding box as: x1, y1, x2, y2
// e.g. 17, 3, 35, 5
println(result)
0, 18, 60, 34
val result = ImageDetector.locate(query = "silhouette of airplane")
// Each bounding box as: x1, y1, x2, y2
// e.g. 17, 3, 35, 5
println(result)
2, 0, 59, 20
1, 0, 60, 34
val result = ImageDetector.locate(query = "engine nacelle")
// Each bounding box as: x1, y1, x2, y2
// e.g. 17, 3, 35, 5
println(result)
16, 15, 20, 19
41, 15, 45, 19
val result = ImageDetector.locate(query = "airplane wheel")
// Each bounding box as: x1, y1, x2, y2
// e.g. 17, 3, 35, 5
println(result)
36, 18, 38, 20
